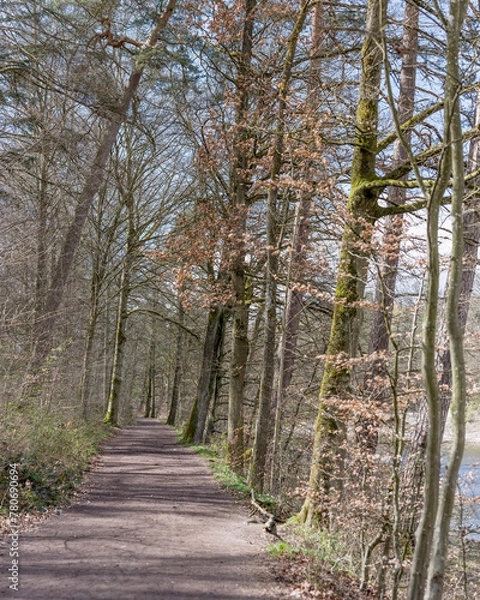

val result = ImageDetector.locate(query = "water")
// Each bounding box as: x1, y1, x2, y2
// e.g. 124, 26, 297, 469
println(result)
453, 444, 480, 540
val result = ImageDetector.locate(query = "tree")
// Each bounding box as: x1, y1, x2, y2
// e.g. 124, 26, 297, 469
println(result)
269, 0, 324, 492
32, 0, 179, 371
167, 297, 185, 425
299, 0, 387, 523
184, 302, 226, 443
368, 0, 419, 387
408, 0, 468, 596
103, 182, 137, 426
298, 0, 479, 528
143, 321, 157, 419
104, 110, 187, 425
227, 0, 258, 471
80, 182, 124, 418
249, 0, 313, 492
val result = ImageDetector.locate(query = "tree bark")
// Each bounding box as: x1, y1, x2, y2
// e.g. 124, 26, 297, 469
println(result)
357, 0, 420, 456
143, 362, 151, 420
424, 0, 468, 596
143, 320, 157, 419
368, 0, 419, 366
79, 189, 123, 418
206, 323, 226, 442
104, 184, 137, 425
167, 299, 185, 426
80, 266, 101, 419
33, 152, 49, 360
299, 0, 387, 524
184, 304, 225, 444
269, 0, 323, 492
249, 0, 312, 492
407, 1, 466, 596
227, 0, 257, 470
270, 184, 312, 491
405, 88, 480, 510
103, 252, 133, 425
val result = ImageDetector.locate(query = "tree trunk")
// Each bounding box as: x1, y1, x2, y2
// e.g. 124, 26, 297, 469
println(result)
369, 0, 419, 359
423, 1, 468, 597
104, 188, 136, 425
206, 323, 226, 442
80, 188, 123, 418
269, 0, 322, 492
149, 353, 156, 419
249, 0, 312, 492
144, 324, 156, 418
32, 0, 178, 368
357, 0, 419, 455
270, 191, 312, 491
184, 304, 225, 444
407, 1, 466, 595
33, 153, 49, 361
404, 91, 480, 552
143, 364, 151, 420
227, 0, 257, 470
167, 300, 185, 426
437, 89, 480, 413
103, 248, 134, 425
80, 267, 101, 419
299, 0, 387, 524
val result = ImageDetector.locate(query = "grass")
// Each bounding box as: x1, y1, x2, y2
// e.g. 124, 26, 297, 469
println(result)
0, 406, 112, 517
173, 427, 277, 510
193, 444, 252, 495
268, 539, 302, 559
267, 524, 355, 576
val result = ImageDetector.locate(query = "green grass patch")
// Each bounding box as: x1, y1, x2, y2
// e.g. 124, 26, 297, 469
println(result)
267, 539, 302, 559
185, 440, 252, 496
268, 524, 356, 577
172, 428, 277, 510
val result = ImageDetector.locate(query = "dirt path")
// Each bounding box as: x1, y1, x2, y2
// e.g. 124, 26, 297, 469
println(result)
0, 420, 288, 599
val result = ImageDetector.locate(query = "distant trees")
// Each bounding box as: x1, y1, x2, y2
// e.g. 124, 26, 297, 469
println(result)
32, 0, 179, 372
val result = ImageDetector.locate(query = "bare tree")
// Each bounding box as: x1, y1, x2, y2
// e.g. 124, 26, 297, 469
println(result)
408, 0, 468, 597
249, 0, 313, 492
32, 0, 179, 371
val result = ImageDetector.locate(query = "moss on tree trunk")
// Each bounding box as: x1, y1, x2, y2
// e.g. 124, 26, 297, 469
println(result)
299, 0, 386, 524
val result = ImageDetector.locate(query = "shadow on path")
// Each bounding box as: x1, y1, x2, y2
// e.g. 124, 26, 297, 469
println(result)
0, 420, 285, 599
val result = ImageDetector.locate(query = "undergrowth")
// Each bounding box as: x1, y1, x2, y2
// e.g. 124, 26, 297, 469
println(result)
0, 406, 112, 516
267, 525, 377, 599
174, 428, 277, 510
267, 524, 355, 576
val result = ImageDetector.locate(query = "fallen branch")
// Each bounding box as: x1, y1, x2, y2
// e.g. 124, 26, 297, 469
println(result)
250, 489, 278, 537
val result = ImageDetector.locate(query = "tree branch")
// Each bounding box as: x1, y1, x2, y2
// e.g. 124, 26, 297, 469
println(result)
127, 307, 200, 341
376, 83, 478, 154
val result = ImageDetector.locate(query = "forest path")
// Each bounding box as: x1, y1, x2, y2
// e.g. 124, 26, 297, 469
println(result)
0, 419, 287, 600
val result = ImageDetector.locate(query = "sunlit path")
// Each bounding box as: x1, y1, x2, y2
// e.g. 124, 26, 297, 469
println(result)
0, 420, 285, 600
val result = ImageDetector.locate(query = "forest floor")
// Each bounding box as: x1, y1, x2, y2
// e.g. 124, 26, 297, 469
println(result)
0, 419, 290, 600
